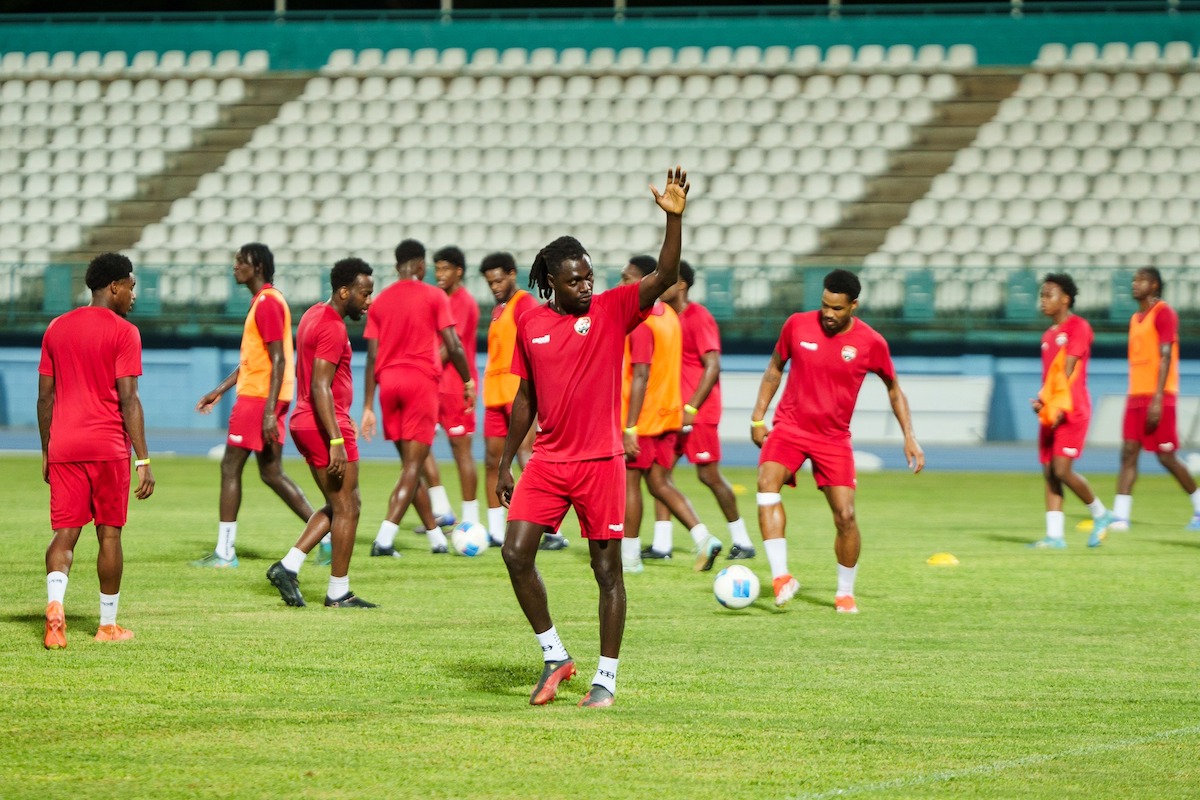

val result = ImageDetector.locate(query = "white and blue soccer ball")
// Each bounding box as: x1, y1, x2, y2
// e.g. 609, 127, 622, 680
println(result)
451, 522, 490, 557
713, 565, 760, 609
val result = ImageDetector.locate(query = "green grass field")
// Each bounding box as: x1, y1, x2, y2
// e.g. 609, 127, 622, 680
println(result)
2, 454, 1198, 799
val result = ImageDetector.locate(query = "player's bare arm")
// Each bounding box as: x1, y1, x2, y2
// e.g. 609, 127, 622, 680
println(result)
685, 350, 721, 427
750, 350, 785, 448
118, 375, 155, 500
440, 325, 476, 411
310, 358, 345, 477
497, 378, 537, 508
262, 340, 286, 445
36, 373, 54, 484
641, 166, 690, 310
360, 339, 379, 442
625, 363, 649, 459
196, 367, 239, 414
882, 374, 925, 474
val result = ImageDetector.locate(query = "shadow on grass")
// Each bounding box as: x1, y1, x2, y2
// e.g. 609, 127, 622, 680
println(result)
983, 533, 1040, 545
453, 657, 538, 693
1150, 537, 1200, 551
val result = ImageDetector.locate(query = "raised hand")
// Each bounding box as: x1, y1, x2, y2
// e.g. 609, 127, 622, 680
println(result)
650, 166, 689, 216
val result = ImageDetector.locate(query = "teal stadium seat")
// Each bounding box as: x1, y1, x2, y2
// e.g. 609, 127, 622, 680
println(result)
902, 270, 935, 322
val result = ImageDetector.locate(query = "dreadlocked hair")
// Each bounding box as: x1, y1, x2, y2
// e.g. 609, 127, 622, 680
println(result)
529, 236, 589, 300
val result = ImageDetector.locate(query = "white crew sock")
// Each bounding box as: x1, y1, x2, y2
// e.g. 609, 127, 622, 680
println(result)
727, 517, 753, 549
535, 625, 569, 662
47, 571, 68, 604
99, 592, 119, 626
689, 523, 711, 548
764, 538, 789, 579
652, 520, 673, 553
427, 527, 448, 549
1046, 511, 1065, 540
1087, 499, 1108, 519
327, 574, 349, 600
621, 537, 641, 565
429, 485, 453, 518
374, 520, 400, 549
461, 499, 479, 525
487, 506, 507, 543
1190, 489, 1200, 514
836, 564, 857, 597
281, 546, 307, 574
216, 521, 237, 560
592, 656, 618, 694
1113, 494, 1133, 521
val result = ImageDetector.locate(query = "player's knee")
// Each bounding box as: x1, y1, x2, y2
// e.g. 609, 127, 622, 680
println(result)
756, 492, 782, 507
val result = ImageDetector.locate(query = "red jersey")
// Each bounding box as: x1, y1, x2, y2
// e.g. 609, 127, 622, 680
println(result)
679, 301, 722, 426
511, 283, 648, 462
38, 306, 142, 462
363, 278, 454, 382
290, 303, 354, 431
772, 311, 895, 441
439, 286, 480, 394
1041, 313, 1093, 421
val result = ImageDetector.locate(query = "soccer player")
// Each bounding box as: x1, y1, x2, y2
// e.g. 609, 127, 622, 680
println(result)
1029, 273, 1114, 549
751, 269, 923, 613
618, 254, 722, 574
266, 258, 376, 608
649, 259, 756, 560
497, 166, 689, 709
361, 239, 475, 556
479, 251, 538, 546
193, 243, 314, 568
1110, 267, 1200, 531
38, 253, 155, 648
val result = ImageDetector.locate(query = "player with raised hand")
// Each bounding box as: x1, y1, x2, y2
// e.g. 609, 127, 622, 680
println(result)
497, 167, 689, 709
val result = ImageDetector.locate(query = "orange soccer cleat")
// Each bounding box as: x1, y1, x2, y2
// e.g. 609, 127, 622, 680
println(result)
94, 624, 134, 642
772, 575, 800, 608
44, 601, 66, 650
835, 595, 859, 614
530, 658, 576, 705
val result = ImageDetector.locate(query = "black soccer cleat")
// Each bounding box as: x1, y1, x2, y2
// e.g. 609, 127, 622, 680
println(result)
430, 544, 449, 554
530, 658, 576, 705
370, 542, 402, 558
727, 544, 757, 560
539, 534, 570, 551
324, 592, 378, 608
266, 561, 306, 607
641, 546, 672, 560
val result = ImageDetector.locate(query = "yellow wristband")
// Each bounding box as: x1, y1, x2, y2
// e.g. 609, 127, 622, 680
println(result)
134, 458, 150, 467
329, 437, 345, 446
750, 419, 766, 428
624, 426, 638, 435
683, 404, 699, 415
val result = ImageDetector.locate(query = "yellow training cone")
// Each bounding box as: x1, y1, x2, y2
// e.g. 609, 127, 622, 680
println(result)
926, 552, 959, 566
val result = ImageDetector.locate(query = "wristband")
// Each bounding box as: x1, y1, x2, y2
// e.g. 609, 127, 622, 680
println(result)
750, 419, 766, 428
624, 426, 638, 435
329, 437, 345, 446
134, 458, 150, 467
683, 403, 699, 415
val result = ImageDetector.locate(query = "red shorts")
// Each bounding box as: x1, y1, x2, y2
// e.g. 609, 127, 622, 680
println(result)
48, 459, 131, 529
227, 396, 289, 452
759, 427, 856, 489
1038, 414, 1089, 464
626, 431, 677, 471
1123, 395, 1180, 453
484, 404, 513, 439
291, 424, 359, 469
508, 454, 626, 540
438, 390, 475, 437
675, 423, 721, 465
379, 369, 438, 445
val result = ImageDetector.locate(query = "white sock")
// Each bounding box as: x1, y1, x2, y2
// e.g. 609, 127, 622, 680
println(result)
1190, 489, 1200, 514
281, 546, 307, 574
728, 517, 753, 548
1113, 494, 1132, 521
592, 656, 618, 694
764, 537, 789, 579
1087, 499, 1108, 519
216, 521, 237, 560
427, 527, 448, 549
47, 571, 68, 604
535, 625, 569, 662
652, 520, 673, 553
429, 485, 452, 518
1046, 511, 1065, 540
327, 574, 349, 600
461, 500, 479, 525
374, 520, 400, 549
621, 537, 641, 564
487, 506, 507, 542
689, 523, 711, 548
836, 564, 857, 597
99, 592, 119, 626
320, 532, 332, 545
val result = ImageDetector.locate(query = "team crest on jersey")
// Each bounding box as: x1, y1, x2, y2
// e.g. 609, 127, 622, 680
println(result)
1055, 332, 1068, 346
574, 317, 591, 336
841, 345, 857, 362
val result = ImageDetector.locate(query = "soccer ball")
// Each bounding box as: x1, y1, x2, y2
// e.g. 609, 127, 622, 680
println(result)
451, 522, 490, 557
713, 565, 760, 609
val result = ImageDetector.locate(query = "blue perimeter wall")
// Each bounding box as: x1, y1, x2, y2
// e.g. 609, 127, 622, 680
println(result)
0, 10, 1198, 69
0, 347, 1192, 443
